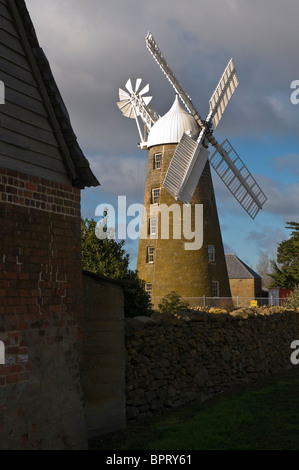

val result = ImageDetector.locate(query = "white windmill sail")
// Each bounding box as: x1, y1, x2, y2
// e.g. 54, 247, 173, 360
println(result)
161, 54, 239, 204
116, 33, 267, 220
163, 131, 210, 203
145, 32, 206, 129
145, 32, 267, 219
208, 58, 239, 130
209, 140, 267, 219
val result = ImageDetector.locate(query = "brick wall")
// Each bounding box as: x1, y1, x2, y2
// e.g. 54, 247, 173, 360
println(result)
0, 167, 86, 450
0, 168, 80, 216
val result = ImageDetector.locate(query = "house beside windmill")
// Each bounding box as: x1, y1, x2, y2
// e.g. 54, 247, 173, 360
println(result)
0, 0, 99, 449
225, 253, 262, 303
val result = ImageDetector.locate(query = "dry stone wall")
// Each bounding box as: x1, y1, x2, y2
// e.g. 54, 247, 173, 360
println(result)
125, 307, 299, 420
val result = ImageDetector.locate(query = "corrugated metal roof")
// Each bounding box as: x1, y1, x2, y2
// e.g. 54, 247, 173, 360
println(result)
225, 253, 262, 279
147, 95, 199, 148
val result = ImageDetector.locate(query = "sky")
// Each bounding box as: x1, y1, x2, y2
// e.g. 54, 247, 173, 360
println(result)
26, 0, 299, 272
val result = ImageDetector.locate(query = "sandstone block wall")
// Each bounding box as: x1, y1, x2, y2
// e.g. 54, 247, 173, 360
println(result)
229, 278, 262, 302
125, 308, 299, 420
137, 143, 231, 308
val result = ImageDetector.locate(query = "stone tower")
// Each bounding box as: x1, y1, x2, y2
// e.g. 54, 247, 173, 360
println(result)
137, 96, 231, 308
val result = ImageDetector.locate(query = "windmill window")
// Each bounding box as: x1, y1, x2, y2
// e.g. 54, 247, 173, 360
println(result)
147, 246, 155, 263
154, 153, 162, 170
208, 245, 215, 262
152, 188, 160, 204
145, 283, 152, 296
150, 217, 158, 236
212, 281, 219, 297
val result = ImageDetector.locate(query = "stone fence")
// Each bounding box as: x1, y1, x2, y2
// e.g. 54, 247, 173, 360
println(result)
125, 307, 299, 420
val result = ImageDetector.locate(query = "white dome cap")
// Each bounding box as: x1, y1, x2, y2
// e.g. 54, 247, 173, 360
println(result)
147, 95, 199, 148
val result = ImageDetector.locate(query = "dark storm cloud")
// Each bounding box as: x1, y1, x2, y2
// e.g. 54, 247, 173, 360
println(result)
26, 0, 299, 160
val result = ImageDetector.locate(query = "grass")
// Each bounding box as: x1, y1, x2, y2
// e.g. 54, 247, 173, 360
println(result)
90, 368, 299, 450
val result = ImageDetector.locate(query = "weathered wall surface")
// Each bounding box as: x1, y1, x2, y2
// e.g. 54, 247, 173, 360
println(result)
229, 278, 262, 301
125, 308, 299, 420
0, 168, 86, 450
137, 143, 231, 308
82, 271, 126, 438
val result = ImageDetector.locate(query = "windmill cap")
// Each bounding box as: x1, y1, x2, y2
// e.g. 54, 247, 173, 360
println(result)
146, 95, 199, 148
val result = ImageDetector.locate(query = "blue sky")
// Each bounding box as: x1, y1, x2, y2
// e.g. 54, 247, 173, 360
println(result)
26, 0, 299, 272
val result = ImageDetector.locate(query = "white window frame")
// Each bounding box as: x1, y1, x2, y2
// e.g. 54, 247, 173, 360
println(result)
212, 281, 219, 297
150, 217, 158, 237
152, 188, 160, 204
154, 153, 162, 170
147, 246, 155, 264
145, 283, 152, 296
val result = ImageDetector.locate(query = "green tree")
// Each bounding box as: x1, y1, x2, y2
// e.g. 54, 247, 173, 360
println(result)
81, 217, 130, 279
158, 291, 189, 315
81, 217, 152, 317
270, 222, 299, 288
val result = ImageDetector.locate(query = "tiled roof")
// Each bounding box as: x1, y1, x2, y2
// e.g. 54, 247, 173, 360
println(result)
225, 253, 262, 279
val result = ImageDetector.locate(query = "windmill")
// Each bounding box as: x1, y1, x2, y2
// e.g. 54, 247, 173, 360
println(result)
117, 32, 267, 219
117, 32, 267, 306
117, 78, 160, 149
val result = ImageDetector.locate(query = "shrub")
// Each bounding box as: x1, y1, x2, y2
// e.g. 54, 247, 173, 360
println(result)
283, 285, 299, 309
158, 291, 189, 315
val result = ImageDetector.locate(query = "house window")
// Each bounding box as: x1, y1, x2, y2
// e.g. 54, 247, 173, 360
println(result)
150, 217, 158, 237
212, 281, 219, 297
208, 245, 215, 262
154, 153, 162, 170
152, 188, 160, 204
145, 283, 152, 296
147, 246, 155, 263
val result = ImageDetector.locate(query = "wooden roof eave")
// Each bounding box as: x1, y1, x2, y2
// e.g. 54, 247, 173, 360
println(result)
7, 0, 100, 189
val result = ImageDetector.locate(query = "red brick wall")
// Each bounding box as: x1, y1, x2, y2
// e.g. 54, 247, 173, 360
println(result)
0, 167, 86, 449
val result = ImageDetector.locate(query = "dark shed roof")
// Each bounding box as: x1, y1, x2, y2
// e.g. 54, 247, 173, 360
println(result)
225, 253, 262, 280
12, 0, 100, 189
